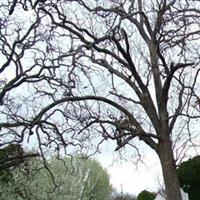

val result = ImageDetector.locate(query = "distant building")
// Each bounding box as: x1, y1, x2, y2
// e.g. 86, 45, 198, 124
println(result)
154, 189, 188, 200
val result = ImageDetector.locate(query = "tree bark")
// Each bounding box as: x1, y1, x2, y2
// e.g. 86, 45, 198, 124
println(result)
158, 138, 182, 200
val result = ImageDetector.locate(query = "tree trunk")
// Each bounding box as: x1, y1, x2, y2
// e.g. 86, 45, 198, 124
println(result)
158, 138, 182, 200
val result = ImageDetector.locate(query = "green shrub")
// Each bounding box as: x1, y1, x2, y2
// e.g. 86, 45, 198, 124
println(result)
137, 190, 156, 200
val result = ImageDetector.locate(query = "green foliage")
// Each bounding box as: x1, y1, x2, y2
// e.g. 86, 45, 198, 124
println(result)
0, 155, 112, 200
0, 144, 24, 168
0, 144, 24, 184
137, 190, 156, 200
177, 156, 200, 200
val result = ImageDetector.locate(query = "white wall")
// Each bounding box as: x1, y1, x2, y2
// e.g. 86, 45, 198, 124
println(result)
155, 189, 188, 200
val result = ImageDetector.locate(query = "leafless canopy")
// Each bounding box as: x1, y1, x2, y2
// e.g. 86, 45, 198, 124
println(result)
0, 1, 200, 198
0, 0, 199, 155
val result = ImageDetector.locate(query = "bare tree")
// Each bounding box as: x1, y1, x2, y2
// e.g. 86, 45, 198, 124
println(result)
0, 1, 200, 200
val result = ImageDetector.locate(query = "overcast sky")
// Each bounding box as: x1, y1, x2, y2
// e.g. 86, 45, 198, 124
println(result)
97, 140, 199, 196
95, 141, 163, 196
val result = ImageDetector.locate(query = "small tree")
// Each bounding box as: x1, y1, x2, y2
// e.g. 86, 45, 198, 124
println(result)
0, 144, 38, 183
0, 155, 112, 200
137, 190, 156, 200
177, 156, 200, 200
0, 144, 22, 183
